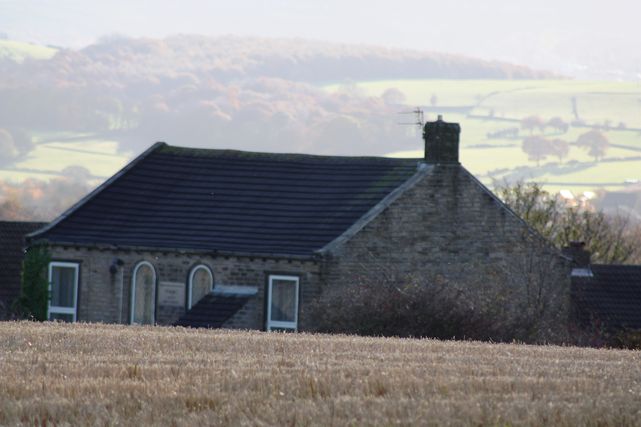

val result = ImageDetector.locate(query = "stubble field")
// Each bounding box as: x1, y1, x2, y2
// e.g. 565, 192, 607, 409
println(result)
1, 322, 640, 426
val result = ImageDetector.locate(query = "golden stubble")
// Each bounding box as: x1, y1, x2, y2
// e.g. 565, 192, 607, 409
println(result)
0, 322, 640, 426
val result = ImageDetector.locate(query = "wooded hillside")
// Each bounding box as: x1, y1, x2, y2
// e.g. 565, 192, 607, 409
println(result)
0, 35, 554, 154
0, 35, 555, 220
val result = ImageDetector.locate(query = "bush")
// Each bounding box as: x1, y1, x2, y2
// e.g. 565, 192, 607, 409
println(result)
309, 258, 570, 344
310, 274, 488, 340
611, 329, 641, 350
12, 244, 50, 321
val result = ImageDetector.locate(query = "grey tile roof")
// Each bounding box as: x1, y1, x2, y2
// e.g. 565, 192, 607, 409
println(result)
0, 221, 47, 307
572, 264, 641, 330
33, 143, 420, 256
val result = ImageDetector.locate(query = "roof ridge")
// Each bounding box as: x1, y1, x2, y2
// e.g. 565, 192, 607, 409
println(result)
28, 142, 167, 241
158, 144, 421, 162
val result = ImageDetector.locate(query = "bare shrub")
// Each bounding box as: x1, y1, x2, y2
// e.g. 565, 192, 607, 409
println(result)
310, 249, 570, 344
498, 182, 641, 264
611, 328, 641, 350
310, 273, 489, 340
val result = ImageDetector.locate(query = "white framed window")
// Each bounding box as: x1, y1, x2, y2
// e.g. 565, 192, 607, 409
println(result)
130, 261, 156, 325
266, 275, 299, 331
187, 264, 213, 309
48, 262, 79, 322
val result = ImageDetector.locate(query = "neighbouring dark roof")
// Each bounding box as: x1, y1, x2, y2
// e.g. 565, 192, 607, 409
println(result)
572, 264, 641, 330
175, 294, 250, 328
32, 143, 420, 256
0, 221, 47, 308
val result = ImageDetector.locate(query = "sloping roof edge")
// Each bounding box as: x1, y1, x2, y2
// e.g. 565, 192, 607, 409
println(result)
317, 162, 432, 255
28, 142, 167, 241
459, 166, 569, 260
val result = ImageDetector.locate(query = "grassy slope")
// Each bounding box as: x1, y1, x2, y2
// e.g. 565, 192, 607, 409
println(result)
333, 79, 641, 193
0, 40, 57, 62
1, 322, 640, 426
0, 133, 130, 183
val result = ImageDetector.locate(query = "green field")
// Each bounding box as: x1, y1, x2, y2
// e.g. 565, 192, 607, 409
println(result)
327, 80, 641, 194
0, 40, 58, 62
332, 80, 641, 125
0, 132, 130, 184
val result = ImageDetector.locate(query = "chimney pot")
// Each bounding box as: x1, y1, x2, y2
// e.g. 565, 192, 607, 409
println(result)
423, 116, 460, 164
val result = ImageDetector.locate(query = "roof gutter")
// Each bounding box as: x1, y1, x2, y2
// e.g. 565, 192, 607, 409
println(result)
32, 240, 318, 262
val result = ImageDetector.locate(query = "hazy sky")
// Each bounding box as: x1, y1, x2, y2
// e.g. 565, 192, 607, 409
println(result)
1, 0, 640, 79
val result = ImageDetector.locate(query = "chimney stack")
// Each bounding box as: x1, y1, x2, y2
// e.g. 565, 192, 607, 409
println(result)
562, 241, 591, 268
423, 115, 460, 164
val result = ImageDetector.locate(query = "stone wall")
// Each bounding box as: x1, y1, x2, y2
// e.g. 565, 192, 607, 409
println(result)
321, 163, 571, 330
47, 246, 321, 330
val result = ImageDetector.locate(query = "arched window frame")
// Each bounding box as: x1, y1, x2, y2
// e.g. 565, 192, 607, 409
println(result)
130, 261, 157, 325
187, 264, 214, 309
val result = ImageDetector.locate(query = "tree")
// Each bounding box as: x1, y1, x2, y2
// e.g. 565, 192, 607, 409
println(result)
550, 138, 569, 162
521, 115, 545, 134
521, 135, 553, 165
498, 182, 641, 264
576, 130, 609, 161
381, 88, 406, 106
13, 244, 51, 321
547, 117, 569, 134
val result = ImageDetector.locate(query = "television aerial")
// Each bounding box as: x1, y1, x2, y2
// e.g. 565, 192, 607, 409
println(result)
397, 107, 424, 128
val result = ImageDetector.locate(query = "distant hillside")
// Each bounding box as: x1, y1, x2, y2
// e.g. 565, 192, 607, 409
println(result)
0, 35, 559, 220
74, 35, 557, 82
0, 35, 557, 155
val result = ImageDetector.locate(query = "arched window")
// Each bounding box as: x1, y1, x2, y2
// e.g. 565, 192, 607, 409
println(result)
130, 261, 156, 325
188, 265, 213, 309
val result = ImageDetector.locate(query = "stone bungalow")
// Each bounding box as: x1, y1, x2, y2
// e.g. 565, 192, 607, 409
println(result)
28, 118, 570, 331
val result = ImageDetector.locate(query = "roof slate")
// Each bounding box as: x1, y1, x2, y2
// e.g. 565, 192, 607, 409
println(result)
0, 221, 47, 307
572, 264, 641, 330
34, 143, 420, 256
